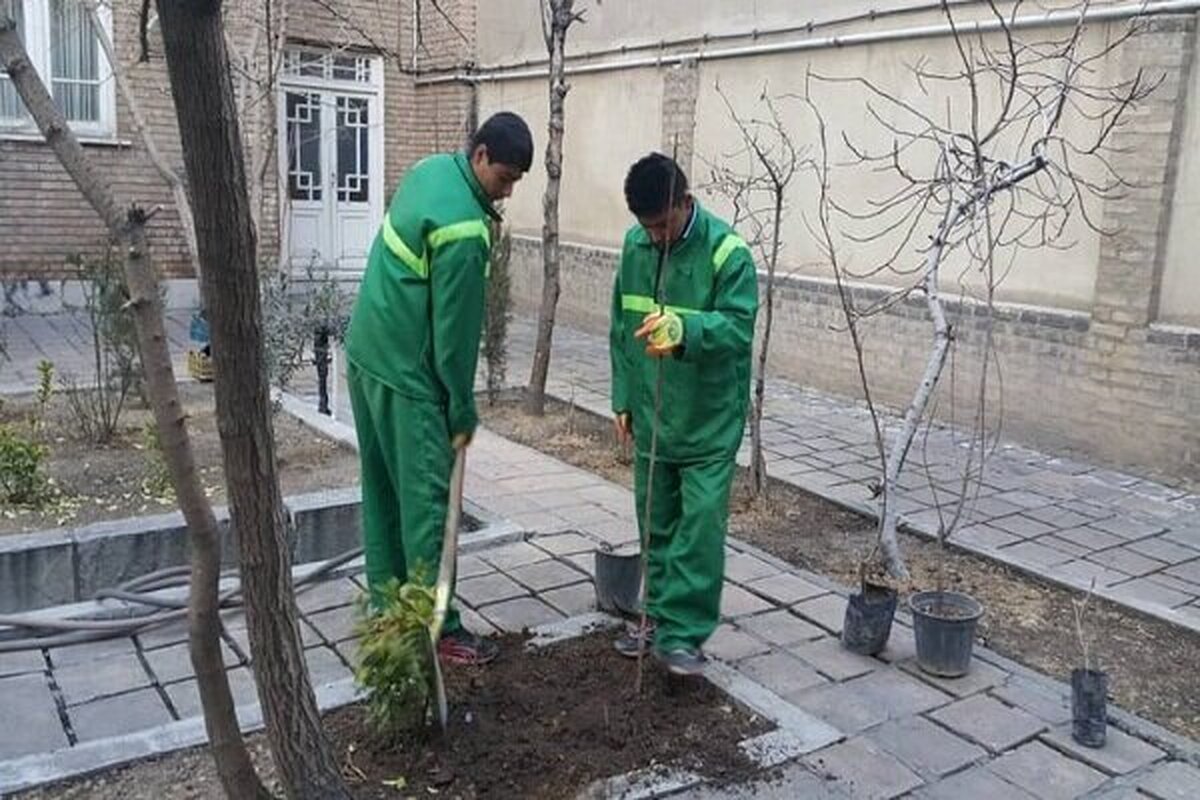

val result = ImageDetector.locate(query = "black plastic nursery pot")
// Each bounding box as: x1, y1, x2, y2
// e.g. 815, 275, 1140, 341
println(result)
1071, 668, 1108, 748
910, 590, 983, 678
594, 546, 641, 617
841, 581, 898, 656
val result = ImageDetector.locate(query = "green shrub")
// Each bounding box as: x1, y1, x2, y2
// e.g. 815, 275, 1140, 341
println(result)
0, 424, 50, 506
353, 577, 438, 740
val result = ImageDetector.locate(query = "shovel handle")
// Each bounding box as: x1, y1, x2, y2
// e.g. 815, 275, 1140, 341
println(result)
431, 446, 466, 643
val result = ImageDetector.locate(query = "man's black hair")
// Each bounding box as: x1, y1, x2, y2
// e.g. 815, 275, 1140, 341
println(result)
469, 112, 534, 172
624, 153, 689, 218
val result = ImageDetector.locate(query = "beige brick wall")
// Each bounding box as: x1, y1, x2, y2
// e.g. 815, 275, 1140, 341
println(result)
500, 14, 1200, 482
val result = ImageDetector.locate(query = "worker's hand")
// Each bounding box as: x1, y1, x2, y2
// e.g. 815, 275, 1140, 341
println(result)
614, 412, 632, 446
634, 310, 683, 358
451, 431, 473, 450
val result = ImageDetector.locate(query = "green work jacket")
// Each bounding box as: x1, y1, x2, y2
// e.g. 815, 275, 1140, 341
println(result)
345, 152, 498, 439
610, 202, 759, 463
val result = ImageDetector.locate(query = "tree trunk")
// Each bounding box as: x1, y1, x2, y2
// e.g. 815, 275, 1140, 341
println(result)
0, 19, 266, 799
749, 192, 783, 500
84, 3, 199, 274
525, 0, 573, 416
876, 203, 959, 582
153, 4, 351, 798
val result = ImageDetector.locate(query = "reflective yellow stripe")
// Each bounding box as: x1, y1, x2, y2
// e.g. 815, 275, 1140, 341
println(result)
620, 294, 699, 316
428, 219, 491, 250
381, 215, 429, 279
713, 234, 749, 274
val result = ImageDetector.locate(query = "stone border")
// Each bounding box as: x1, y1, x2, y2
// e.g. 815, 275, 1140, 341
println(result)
0, 488, 509, 616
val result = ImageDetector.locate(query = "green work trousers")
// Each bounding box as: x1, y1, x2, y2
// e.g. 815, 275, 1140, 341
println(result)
635, 454, 735, 652
347, 361, 461, 634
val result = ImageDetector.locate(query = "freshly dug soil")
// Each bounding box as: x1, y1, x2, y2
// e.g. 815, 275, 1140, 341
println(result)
481, 395, 1200, 741
330, 633, 769, 798
20, 633, 768, 800
0, 382, 360, 535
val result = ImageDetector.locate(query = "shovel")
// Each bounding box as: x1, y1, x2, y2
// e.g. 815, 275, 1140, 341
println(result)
429, 445, 466, 732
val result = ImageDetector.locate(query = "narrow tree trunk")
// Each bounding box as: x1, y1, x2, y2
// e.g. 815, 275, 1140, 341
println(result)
85, 3, 199, 273
749, 192, 783, 500
0, 19, 266, 799
525, 0, 573, 416
153, 4, 351, 797
876, 203, 959, 581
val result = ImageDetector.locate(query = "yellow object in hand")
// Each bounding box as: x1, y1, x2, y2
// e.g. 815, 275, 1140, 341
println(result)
649, 312, 683, 349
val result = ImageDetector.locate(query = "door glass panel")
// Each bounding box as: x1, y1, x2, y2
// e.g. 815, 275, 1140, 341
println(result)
336, 96, 369, 204
286, 91, 322, 201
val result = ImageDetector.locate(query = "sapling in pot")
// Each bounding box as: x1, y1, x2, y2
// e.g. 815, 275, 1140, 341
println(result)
1070, 580, 1107, 748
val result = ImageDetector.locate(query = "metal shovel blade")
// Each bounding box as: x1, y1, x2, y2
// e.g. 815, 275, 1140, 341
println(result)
429, 446, 466, 731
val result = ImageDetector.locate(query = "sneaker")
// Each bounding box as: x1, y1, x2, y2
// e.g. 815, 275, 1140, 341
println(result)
656, 647, 707, 676
438, 628, 499, 666
613, 619, 657, 658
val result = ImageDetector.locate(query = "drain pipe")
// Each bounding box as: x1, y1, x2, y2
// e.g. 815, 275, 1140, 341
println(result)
418, 0, 1200, 85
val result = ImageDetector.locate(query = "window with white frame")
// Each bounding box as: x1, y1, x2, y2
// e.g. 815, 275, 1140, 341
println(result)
0, 0, 115, 137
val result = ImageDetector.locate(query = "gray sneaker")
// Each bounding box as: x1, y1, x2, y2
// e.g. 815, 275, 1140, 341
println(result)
656, 647, 707, 676
613, 620, 656, 658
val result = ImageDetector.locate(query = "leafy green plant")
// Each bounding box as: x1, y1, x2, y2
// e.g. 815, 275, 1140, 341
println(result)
353, 577, 438, 740
0, 423, 50, 506
61, 249, 142, 443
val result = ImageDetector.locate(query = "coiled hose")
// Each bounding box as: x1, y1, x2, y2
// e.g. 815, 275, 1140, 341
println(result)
0, 546, 364, 653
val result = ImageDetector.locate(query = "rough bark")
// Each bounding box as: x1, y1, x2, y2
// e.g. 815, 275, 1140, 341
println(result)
84, 2, 199, 274
0, 18, 265, 799
525, 0, 578, 416
152, 3, 351, 797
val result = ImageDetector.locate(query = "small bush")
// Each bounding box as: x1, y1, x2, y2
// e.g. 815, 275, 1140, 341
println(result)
353, 577, 438, 740
0, 424, 50, 506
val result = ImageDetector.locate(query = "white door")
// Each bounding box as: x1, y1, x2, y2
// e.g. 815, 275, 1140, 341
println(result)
281, 51, 383, 273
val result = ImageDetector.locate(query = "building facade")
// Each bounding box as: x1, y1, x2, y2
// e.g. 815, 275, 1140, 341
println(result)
2, 0, 1198, 482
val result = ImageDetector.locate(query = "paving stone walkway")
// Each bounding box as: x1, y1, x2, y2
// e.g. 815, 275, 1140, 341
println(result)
488, 317, 1200, 634
4, 418, 1198, 798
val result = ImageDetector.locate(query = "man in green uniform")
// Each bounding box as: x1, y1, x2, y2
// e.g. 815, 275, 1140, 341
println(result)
609, 153, 758, 676
344, 112, 533, 666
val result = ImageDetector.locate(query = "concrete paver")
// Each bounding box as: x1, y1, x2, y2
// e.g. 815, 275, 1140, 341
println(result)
505, 559, 588, 592
68, 689, 173, 742
804, 737, 924, 799
987, 741, 1108, 800
788, 636, 879, 681
456, 572, 529, 607
929, 694, 1046, 753
0, 672, 69, 758
867, 715, 986, 778
53, 653, 152, 706
478, 596, 564, 633
735, 651, 826, 697
914, 766, 1038, 800
1041, 723, 1165, 775
737, 608, 825, 646
540, 581, 597, 616
1135, 760, 1200, 800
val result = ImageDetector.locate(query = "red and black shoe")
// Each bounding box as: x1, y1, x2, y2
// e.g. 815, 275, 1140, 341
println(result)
438, 628, 499, 666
